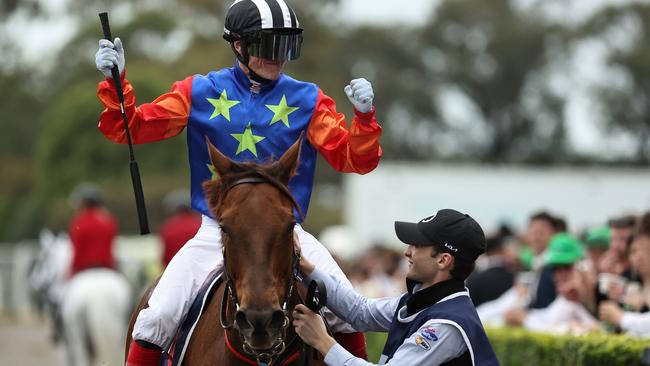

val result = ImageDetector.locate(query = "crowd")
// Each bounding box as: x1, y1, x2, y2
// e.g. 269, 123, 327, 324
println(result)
338, 210, 650, 338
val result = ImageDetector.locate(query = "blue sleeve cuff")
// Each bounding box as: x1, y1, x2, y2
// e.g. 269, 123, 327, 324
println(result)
324, 343, 356, 366
305, 267, 330, 284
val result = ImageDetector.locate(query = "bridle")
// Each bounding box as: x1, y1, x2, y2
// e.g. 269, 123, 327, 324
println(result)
217, 176, 303, 365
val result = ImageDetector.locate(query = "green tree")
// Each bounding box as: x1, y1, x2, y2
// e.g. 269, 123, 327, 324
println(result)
409, 0, 567, 162
580, 3, 650, 164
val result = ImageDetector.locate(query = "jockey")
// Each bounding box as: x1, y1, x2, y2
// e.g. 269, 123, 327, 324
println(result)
94, 1, 382, 365
68, 183, 118, 276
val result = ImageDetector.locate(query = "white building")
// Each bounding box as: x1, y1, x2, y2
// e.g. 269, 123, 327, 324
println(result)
337, 163, 650, 258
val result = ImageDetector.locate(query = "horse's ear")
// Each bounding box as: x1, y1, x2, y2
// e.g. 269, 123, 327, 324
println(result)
206, 137, 234, 178
273, 134, 302, 185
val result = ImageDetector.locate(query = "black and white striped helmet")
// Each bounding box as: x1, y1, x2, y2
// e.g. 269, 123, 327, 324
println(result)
223, 0, 303, 61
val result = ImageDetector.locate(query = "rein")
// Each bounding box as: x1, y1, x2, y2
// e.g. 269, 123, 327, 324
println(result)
218, 176, 305, 366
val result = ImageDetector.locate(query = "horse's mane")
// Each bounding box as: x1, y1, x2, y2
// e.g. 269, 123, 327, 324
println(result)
202, 161, 303, 220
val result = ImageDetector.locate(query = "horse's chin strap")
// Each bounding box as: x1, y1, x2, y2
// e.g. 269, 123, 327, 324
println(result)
224, 329, 300, 366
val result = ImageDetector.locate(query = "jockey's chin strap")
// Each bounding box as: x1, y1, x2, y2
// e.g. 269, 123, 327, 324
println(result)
231, 42, 273, 85
219, 176, 303, 366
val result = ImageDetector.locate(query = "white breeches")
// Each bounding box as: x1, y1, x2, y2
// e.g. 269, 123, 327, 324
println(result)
133, 215, 355, 349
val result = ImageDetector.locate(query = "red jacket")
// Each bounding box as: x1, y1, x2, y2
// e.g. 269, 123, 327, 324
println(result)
69, 207, 117, 276
159, 212, 201, 266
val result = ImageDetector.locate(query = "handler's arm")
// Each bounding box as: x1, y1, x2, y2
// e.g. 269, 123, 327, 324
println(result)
324, 322, 466, 366
306, 89, 382, 174
305, 268, 399, 333
97, 72, 192, 144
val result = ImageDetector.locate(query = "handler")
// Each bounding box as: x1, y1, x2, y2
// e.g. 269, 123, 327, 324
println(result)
293, 209, 500, 365
95, 0, 380, 364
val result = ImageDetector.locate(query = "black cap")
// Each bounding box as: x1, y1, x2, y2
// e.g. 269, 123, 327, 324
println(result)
394, 209, 486, 262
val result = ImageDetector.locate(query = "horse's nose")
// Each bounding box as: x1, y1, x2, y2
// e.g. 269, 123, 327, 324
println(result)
236, 309, 286, 333
235, 309, 284, 332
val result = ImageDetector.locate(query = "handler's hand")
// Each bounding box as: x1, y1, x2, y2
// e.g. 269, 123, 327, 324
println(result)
344, 78, 374, 114
95, 38, 125, 78
293, 304, 336, 355
294, 235, 315, 276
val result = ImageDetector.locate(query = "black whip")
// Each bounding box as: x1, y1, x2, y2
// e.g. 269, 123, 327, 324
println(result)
99, 12, 150, 235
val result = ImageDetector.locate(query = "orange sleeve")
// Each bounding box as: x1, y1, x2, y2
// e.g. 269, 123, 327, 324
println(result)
307, 88, 382, 174
97, 71, 192, 144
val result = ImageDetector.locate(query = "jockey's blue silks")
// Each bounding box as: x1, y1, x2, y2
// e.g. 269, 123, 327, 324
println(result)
187, 65, 318, 222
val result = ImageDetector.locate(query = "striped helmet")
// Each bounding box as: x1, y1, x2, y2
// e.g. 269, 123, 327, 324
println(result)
223, 0, 302, 61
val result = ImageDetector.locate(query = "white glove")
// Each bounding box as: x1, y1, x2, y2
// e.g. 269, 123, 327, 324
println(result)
344, 78, 374, 114
95, 37, 125, 79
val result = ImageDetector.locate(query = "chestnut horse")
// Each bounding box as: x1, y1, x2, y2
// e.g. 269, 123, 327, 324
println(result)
126, 138, 324, 365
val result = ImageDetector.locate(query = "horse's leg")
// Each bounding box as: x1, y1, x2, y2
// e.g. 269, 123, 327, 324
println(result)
87, 272, 132, 366
62, 281, 91, 366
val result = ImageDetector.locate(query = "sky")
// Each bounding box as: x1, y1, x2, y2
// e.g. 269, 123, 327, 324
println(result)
333, 0, 439, 27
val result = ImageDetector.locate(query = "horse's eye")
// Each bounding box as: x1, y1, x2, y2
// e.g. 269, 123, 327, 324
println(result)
287, 222, 296, 236
220, 226, 230, 237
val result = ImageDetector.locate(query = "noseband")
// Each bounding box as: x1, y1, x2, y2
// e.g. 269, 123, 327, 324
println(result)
218, 176, 302, 365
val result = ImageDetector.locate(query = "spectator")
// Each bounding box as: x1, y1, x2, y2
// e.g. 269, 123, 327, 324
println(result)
595, 215, 637, 308
348, 246, 404, 298
598, 215, 636, 277
584, 226, 610, 269
599, 212, 650, 337
467, 235, 515, 307
475, 212, 561, 325
158, 190, 201, 267
504, 233, 599, 335
527, 212, 564, 309
526, 211, 558, 260
67, 183, 118, 277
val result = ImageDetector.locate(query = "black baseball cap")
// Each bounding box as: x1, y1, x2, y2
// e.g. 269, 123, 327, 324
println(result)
394, 209, 486, 262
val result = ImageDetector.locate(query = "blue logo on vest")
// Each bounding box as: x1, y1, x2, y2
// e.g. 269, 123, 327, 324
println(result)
420, 326, 439, 342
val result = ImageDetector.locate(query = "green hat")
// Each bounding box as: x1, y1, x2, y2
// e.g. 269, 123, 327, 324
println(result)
585, 226, 610, 248
519, 246, 534, 271
545, 233, 584, 266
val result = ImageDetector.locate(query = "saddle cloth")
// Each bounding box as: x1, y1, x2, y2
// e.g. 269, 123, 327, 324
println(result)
164, 268, 223, 366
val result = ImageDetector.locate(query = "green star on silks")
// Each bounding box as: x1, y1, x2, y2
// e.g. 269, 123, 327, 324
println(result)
266, 95, 299, 127
230, 123, 266, 156
207, 89, 240, 121
206, 163, 218, 180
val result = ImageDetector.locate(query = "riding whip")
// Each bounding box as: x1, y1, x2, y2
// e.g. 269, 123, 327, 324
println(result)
98, 12, 150, 235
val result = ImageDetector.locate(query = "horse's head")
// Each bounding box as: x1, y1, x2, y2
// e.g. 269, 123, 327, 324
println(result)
203, 137, 302, 357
